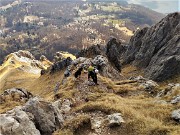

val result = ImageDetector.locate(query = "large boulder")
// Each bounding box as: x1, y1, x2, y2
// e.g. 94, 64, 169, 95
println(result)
139, 80, 159, 92
72, 57, 92, 67
0, 97, 64, 135
123, 12, 180, 81
0, 107, 41, 135
53, 99, 72, 114
130, 76, 159, 93
23, 97, 64, 135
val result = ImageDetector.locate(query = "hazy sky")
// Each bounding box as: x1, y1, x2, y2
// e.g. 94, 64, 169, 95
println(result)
0, 0, 179, 14
126, 0, 179, 13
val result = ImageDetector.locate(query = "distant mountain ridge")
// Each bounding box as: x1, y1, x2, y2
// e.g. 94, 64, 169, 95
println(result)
0, 0, 164, 64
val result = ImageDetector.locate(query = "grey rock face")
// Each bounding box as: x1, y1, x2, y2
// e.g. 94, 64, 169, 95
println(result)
50, 57, 72, 74
23, 97, 64, 135
76, 44, 105, 58
77, 38, 127, 73
130, 76, 159, 93
0, 97, 64, 135
0, 107, 41, 135
171, 109, 180, 123
52, 99, 72, 114
41, 57, 72, 75
123, 27, 149, 65
93, 55, 123, 79
106, 38, 126, 72
123, 12, 180, 81
71, 55, 123, 79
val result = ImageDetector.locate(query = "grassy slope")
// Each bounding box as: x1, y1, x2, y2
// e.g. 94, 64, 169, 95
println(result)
0, 60, 179, 134
54, 72, 180, 135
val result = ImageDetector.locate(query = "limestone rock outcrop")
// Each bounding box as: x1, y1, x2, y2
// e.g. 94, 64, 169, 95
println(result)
70, 55, 123, 79
0, 97, 64, 135
23, 97, 64, 135
123, 12, 180, 81
41, 57, 73, 75
106, 38, 127, 72
0, 107, 41, 135
76, 44, 105, 58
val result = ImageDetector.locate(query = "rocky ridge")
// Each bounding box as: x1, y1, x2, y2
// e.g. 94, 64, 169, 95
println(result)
123, 12, 180, 81
1, 50, 51, 74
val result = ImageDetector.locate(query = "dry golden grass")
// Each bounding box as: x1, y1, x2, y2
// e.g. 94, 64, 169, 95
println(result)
73, 93, 179, 135
0, 100, 23, 113
63, 115, 90, 130
26, 71, 65, 101
52, 74, 178, 134
0, 93, 28, 113
0, 69, 65, 113
0, 67, 65, 101
51, 73, 179, 134
53, 115, 90, 135
99, 75, 115, 87
99, 75, 141, 95
0, 53, 51, 93
55, 89, 77, 101
54, 77, 77, 100
121, 64, 144, 78
53, 129, 73, 135
113, 84, 140, 94
163, 87, 180, 101
0, 69, 39, 93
